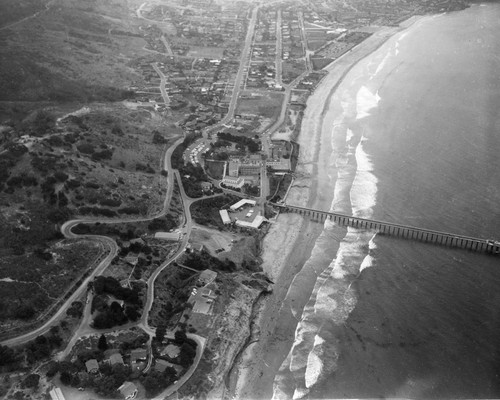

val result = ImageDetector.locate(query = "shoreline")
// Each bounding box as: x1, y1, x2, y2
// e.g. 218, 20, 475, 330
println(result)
228, 15, 432, 400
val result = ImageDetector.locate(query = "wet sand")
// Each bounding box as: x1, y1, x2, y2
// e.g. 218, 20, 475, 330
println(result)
228, 18, 427, 400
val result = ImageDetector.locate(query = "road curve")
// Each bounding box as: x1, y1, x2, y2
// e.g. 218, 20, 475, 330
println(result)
1, 136, 184, 347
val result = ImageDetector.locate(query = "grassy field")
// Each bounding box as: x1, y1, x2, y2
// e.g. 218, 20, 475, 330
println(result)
236, 91, 284, 120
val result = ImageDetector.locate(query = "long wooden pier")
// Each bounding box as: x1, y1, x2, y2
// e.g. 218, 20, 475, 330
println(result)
272, 203, 500, 255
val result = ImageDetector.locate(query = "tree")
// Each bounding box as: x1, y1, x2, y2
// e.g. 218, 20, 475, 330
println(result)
46, 361, 59, 378
98, 334, 108, 351
60, 371, 72, 386
125, 305, 139, 322
174, 329, 188, 345
141, 370, 164, 397
22, 374, 39, 389
0, 345, 16, 366
155, 325, 166, 344
179, 342, 196, 367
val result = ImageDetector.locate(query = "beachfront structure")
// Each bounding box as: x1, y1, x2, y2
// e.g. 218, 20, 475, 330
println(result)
219, 209, 231, 224
235, 214, 266, 229
49, 388, 66, 400
230, 199, 257, 211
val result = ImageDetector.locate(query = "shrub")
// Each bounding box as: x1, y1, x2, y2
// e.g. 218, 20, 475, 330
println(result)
77, 143, 95, 154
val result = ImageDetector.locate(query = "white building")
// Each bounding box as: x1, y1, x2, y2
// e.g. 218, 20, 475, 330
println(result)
154, 231, 181, 241
50, 388, 66, 400
222, 176, 245, 189
235, 214, 266, 229
219, 209, 231, 224
230, 199, 257, 211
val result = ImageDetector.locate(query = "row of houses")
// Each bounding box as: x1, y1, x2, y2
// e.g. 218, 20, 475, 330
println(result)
84, 348, 147, 375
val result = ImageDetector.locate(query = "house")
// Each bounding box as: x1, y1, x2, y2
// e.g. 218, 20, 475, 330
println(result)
104, 348, 120, 358
200, 181, 212, 192
197, 269, 217, 286
118, 381, 138, 400
161, 344, 181, 359
85, 359, 99, 374
130, 348, 147, 371
109, 353, 124, 366
154, 359, 178, 373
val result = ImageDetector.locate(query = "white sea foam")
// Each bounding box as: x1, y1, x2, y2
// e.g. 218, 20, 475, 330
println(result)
359, 254, 375, 273
351, 138, 378, 218
304, 336, 325, 388
292, 387, 309, 399
355, 86, 381, 120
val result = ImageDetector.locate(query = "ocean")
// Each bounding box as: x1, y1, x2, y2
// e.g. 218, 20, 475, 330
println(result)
274, 4, 500, 399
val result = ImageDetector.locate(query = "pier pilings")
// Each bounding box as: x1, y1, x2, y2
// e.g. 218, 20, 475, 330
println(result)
275, 204, 499, 255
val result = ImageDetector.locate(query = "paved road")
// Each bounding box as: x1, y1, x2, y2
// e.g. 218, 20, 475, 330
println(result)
222, 6, 259, 124
275, 9, 283, 87
160, 36, 174, 56
0, 235, 117, 347
152, 334, 206, 400
152, 62, 171, 105
1, 136, 183, 347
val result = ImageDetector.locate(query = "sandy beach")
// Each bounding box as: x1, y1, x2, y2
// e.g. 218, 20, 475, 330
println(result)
227, 17, 429, 400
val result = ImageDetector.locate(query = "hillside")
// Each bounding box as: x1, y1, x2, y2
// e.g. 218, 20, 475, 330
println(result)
0, 0, 184, 333
0, 0, 151, 104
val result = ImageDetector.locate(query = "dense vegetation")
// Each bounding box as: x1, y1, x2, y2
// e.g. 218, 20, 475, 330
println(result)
179, 163, 209, 198
184, 250, 236, 272
217, 132, 260, 153
91, 276, 143, 329
171, 133, 201, 169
